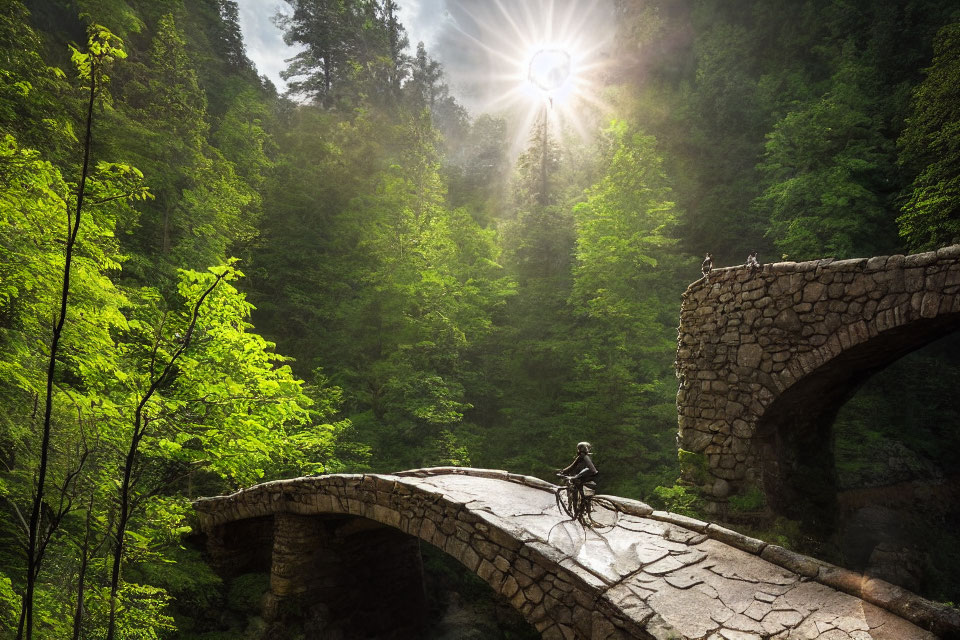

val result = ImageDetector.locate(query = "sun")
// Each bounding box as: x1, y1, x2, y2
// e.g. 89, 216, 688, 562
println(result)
514, 40, 585, 116
444, 0, 614, 151
527, 48, 572, 95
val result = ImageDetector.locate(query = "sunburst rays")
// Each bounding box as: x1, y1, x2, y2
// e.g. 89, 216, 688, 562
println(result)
441, 0, 614, 152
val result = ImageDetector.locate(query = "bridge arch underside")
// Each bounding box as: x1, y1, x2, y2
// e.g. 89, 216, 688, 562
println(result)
753, 313, 960, 527
195, 474, 644, 640
201, 512, 431, 639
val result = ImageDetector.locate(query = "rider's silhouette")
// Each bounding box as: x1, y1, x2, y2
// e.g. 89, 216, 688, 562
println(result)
559, 442, 598, 486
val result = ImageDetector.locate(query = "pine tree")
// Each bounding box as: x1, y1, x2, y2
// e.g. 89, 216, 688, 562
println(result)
898, 21, 960, 250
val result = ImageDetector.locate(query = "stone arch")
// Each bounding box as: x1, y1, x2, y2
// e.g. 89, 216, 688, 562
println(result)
675, 246, 960, 517
756, 306, 960, 523
195, 469, 960, 638
194, 473, 640, 640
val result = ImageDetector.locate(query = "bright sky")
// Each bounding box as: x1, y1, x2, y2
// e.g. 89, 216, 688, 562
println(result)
234, 0, 298, 92
235, 0, 616, 118
235, 0, 440, 94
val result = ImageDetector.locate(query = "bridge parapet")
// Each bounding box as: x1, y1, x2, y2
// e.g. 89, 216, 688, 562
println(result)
194, 469, 959, 638
676, 246, 960, 518
196, 471, 646, 639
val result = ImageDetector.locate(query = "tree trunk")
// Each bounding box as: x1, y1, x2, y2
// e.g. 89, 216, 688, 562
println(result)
18, 50, 98, 640
71, 497, 95, 640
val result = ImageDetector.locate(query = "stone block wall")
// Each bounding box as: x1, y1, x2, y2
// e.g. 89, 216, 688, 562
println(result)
676, 246, 960, 516
194, 469, 960, 638
195, 473, 642, 639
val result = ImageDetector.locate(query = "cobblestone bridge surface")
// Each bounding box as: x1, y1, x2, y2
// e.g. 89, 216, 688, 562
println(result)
676, 246, 960, 517
193, 468, 959, 639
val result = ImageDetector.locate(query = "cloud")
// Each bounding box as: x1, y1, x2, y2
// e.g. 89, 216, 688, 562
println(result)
235, 0, 304, 92
396, 0, 450, 51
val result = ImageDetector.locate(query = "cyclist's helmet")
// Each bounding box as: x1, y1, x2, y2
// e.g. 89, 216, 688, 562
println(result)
577, 441, 592, 455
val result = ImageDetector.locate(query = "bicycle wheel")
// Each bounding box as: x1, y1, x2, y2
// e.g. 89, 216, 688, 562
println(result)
571, 483, 589, 525
585, 496, 620, 528
555, 485, 575, 519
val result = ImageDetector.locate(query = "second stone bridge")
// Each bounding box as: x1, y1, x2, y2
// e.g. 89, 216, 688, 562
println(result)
676, 246, 960, 520
193, 467, 958, 639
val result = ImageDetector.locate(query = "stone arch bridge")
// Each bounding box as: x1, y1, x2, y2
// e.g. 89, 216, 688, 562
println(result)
193, 467, 959, 639
676, 246, 960, 519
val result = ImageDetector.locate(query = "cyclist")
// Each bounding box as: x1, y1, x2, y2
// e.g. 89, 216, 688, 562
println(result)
558, 441, 598, 488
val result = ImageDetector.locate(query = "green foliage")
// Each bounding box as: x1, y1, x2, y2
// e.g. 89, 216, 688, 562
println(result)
278, 0, 409, 108
898, 22, 960, 250
4, 0, 960, 632
835, 337, 960, 606
0, 2, 74, 158
130, 542, 222, 614
420, 543, 539, 639
651, 484, 704, 518
84, 583, 176, 639
158, 266, 312, 483
107, 10, 260, 282
728, 485, 767, 513
739, 517, 806, 551
226, 573, 270, 613
69, 23, 127, 83
248, 105, 514, 474
834, 334, 960, 488
756, 48, 896, 260
0, 6, 346, 636
564, 121, 688, 497
678, 449, 709, 485
0, 574, 21, 633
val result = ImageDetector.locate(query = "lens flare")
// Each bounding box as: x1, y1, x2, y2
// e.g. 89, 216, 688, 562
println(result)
437, 0, 614, 153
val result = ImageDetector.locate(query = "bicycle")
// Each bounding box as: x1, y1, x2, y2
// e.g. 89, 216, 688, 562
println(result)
554, 474, 620, 528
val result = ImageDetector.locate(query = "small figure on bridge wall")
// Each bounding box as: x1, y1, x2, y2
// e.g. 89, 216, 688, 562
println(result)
701, 252, 713, 282
745, 251, 761, 277
558, 441, 598, 488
